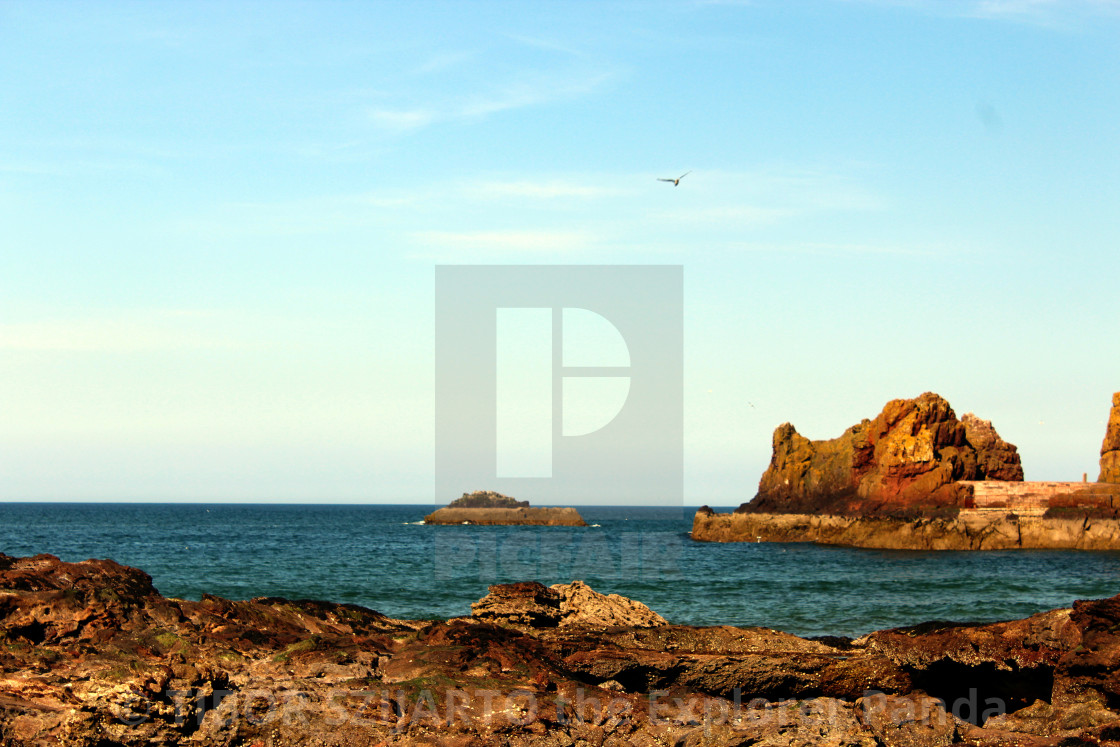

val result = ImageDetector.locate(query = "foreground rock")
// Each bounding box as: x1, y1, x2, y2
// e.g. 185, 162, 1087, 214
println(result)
4, 553, 1120, 746
471, 580, 668, 629
692, 508, 1120, 550
747, 392, 1024, 516
1101, 392, 1120, 484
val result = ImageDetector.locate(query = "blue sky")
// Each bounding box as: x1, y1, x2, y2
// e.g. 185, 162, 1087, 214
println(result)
1, 0, 1118, 503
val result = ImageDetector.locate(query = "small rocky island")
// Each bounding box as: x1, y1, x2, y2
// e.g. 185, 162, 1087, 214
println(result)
693, 391, 1120, 550
424, 490, 588, 526
5, 552, 1120, 745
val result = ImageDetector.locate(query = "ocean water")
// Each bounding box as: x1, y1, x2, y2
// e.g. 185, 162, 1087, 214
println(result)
2, 503, 1119, 638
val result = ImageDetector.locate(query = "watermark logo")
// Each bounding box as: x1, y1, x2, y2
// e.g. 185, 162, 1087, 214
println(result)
111, 686, 1005, 735
435, 265, 682, 506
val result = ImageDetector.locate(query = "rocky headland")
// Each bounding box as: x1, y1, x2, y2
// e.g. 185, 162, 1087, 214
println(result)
424, 491, 588, 526
693, 391, 1120, 549
6, 552, 1120, 746
747, 392, 1024, 517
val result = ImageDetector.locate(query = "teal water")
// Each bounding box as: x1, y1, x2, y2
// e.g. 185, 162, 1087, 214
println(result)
2, 503, 1118, 638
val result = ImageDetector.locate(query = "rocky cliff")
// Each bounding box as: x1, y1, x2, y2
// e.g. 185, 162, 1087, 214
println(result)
1100, 392, 1120, 483
6, 553, 1120, 746
744, 392, 1023, 516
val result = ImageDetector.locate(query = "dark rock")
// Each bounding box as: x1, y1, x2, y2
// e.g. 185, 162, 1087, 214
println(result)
962, 412, 1025, 482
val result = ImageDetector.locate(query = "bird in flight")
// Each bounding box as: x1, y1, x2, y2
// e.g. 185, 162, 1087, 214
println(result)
657, 171, 691, 186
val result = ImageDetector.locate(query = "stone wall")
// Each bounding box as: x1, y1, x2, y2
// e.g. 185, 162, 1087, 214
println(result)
692, 508, 1120, 550
958, 480, 1120, 516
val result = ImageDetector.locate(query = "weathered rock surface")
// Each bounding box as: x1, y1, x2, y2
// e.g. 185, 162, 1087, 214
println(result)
961, 412, 1025, 482
423, 505, 588, 526
692, 509, 1120, 550
1101, 392, 1120, 484
5, 553, 1120, 746
471, 580, 668, 629
745, 393, 1023, 516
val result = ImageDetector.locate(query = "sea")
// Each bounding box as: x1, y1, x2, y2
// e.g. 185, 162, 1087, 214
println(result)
2, 503, 1119, 639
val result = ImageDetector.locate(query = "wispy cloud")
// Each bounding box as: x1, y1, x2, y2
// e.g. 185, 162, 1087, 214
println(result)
836, 0, 1120, 25
369, 109, 437, 132
413, 51, 476, 75
0, 310, 246, 352
970, 0, 1120, 19
665, 167, 887, 215
660, 205, 796, 226
470, 179, 626, 200
170, 191, 404, 238
0, 161, 67, 176
368, 70, 615, 133
410, 229, 596, 256
727, 240, 938, 257
502, 33, 586, 57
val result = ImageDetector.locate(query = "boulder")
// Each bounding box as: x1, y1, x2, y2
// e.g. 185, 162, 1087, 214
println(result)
470, 580, 667, 629
744, 393, 1022, 516
1100, 392, 1120, 483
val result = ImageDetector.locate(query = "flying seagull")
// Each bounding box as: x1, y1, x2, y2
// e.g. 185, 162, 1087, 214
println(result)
657, 171, 691, 186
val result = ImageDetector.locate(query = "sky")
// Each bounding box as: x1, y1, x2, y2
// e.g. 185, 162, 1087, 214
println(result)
1, 0, 1118, 504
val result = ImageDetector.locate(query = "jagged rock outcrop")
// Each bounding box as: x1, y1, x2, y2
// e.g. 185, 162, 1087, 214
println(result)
744, 393, 1023, 516
1100, 392, 1120, 483
470, 580, 668, 629
448, 490, 530, 509
961, 412, 1025, 482
7, 553, 1120, 745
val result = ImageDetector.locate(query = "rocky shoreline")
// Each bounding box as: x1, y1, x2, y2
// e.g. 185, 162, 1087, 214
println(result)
691, 508, 1120, 550
4, 552, 1120, 746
